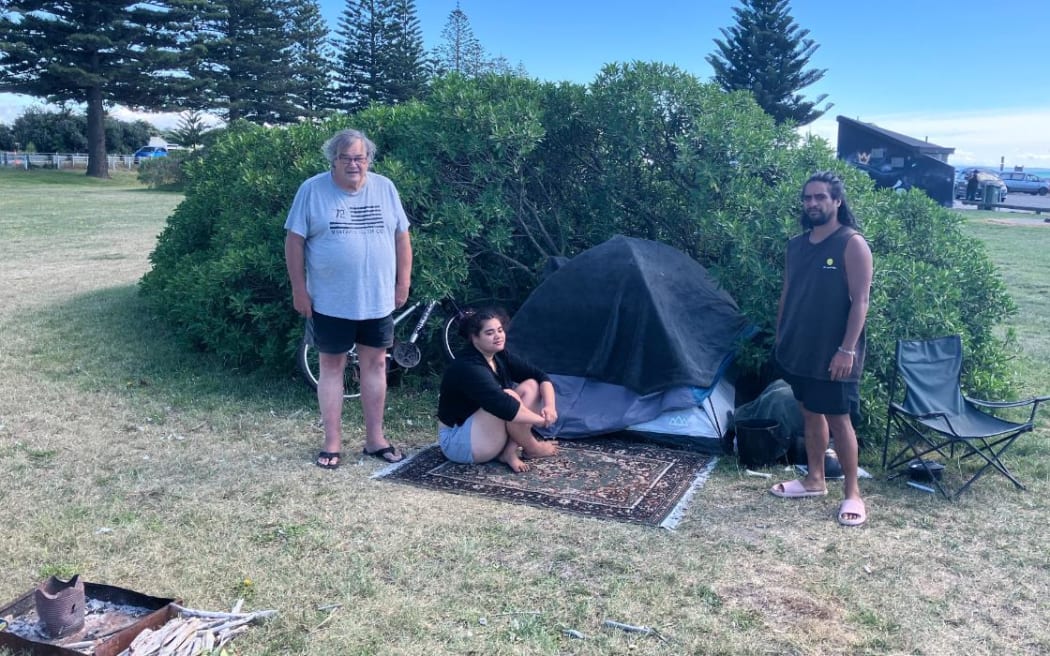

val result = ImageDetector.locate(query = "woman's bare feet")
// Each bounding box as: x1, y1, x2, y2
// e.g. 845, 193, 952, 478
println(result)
499, 452, 530, 472
497, 441, 530, 472
522, 439, 558, 459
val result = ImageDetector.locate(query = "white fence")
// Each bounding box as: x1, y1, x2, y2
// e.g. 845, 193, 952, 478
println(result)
0, 151, 137, 170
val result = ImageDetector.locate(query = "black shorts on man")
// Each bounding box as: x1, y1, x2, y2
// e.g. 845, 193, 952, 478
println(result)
309, 311, 393, 353
783, 372, 859, 417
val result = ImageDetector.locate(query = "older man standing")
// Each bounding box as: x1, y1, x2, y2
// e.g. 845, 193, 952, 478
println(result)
285, 129, 412, 468
770, 171, 873, 527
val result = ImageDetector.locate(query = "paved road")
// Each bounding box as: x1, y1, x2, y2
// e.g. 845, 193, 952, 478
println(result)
953, 191, 1050, 213
1000, 191, 1050, 211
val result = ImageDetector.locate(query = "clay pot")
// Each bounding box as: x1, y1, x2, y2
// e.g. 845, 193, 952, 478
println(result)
34, 574, 86, 639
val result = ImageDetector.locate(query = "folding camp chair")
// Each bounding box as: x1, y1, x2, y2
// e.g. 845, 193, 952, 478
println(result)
882, 335, 1049, 499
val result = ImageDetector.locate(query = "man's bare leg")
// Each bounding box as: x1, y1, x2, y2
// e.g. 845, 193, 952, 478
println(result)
770, 404, 829, 495
827, 414, 864, 522
317, 351, 347, 467
357, 344, 400, 461
800, 405, 831, 489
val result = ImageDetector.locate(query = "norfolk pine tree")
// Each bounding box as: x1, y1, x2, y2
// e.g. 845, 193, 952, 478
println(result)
706, 0, 831, 126
334, 0, 428, 113
191, 0, 329, 124
387, 0, 428, 101
433, 1, 484, 76
0, 0, 198, 177
432, 3, 524, 78
165, 110, 211, 148
286, 0, 338, 118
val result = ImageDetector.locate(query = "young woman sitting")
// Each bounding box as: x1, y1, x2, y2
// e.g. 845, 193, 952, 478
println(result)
436, 307, 559, 472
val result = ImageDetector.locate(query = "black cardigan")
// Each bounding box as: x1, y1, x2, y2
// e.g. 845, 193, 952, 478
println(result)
436, 347, 551, 427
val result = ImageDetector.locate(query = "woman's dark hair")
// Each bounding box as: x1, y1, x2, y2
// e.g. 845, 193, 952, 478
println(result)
458, 306, 510, 340
799, 170, 860, 230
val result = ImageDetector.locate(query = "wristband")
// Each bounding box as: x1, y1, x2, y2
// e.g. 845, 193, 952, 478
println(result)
837, 346, 856, 357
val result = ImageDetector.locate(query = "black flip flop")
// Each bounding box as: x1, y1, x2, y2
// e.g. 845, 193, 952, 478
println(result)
362, 445, 404, 463
315, 451, 341, 469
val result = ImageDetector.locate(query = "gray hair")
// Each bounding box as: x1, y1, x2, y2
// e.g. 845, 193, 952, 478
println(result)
322, 129, 377, 165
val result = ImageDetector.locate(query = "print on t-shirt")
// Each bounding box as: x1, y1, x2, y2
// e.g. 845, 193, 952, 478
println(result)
331, 204, 386, 235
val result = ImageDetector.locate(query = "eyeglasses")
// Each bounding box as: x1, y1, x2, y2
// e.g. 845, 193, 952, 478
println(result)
336, 155, 368, 165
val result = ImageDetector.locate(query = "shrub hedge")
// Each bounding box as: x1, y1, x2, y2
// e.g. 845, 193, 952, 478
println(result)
140, 66, 1017, 439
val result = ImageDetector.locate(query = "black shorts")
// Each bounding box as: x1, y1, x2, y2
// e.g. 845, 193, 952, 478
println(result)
783, 372, 859, 417
307, 311, 393, 354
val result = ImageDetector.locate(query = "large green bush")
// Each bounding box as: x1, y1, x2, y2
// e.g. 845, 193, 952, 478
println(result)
137, 150, 195, 190
140, 66, 1017, 439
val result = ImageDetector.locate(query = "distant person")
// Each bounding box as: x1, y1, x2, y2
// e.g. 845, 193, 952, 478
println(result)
284, 128, 412, 469
966, 170, 980, 201
770, 171, 873, 527
437, 308, 559, 473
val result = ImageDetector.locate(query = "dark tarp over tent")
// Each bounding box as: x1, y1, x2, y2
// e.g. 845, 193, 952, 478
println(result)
509, 235, 749, 394
508, 236, 750, 451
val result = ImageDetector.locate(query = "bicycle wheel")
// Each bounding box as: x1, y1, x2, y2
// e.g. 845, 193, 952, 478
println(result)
442, 312, 467, 360
296, 340, 362, 399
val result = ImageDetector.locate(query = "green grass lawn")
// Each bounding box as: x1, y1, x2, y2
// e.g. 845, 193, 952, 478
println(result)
2, 170, 1049, 655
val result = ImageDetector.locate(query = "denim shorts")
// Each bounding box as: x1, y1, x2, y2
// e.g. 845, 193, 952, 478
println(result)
438, 416, 476, 464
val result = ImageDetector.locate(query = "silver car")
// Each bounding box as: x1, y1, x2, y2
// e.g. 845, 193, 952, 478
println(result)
997, 171, 1050, 196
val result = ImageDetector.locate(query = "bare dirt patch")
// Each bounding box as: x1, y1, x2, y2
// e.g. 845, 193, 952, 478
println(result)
984, 216, 1050, 227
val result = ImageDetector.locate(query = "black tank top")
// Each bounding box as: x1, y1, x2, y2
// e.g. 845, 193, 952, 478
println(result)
776, 225, 865, 381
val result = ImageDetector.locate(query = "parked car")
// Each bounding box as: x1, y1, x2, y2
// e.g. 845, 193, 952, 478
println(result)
954, 169, 1008, 201
133, 146, 168, 163
997, 171, 1050, 195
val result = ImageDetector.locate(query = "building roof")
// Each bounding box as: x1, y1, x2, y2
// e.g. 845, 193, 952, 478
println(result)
836, 115, 955, 155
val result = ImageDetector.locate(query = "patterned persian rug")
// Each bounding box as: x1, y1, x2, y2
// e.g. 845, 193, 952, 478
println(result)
375, 438, 717, 529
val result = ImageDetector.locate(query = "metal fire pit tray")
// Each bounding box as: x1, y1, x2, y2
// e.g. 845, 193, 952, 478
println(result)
0, 580, 180, 656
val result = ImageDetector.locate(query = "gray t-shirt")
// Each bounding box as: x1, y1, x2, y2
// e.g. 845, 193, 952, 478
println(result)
284, 171, 409, 320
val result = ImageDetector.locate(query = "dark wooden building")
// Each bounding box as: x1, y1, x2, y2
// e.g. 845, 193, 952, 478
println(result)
836, 116, 955, 207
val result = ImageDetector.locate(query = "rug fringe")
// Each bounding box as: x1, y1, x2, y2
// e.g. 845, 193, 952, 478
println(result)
659, 456, 719, 530
370, 443, 435, 479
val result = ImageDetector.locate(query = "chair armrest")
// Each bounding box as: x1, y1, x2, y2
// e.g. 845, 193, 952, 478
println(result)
965, 395, 1050, 424
889, 402, 949, 421
965, 395, 1050, 409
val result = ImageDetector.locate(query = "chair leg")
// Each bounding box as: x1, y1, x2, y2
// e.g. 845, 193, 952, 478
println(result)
884, 424, 1029, 499
954, 434, 1027, 496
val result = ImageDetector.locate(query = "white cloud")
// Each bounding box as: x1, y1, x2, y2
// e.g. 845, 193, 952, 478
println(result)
0, 93, 222, 132
107, 105, 223, 132
804, 107, 1050, 169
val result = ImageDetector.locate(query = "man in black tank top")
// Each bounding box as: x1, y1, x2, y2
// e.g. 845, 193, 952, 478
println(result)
770, 172, 873, 527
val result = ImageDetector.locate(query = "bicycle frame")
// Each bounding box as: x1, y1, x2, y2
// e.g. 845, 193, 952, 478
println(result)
394, 299, 441, 346
297, 297, 463, 400
389, 299, 442, 369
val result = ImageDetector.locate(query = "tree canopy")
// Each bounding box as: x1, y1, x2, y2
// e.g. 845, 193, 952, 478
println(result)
706, 0, 831, 126
0, 0, 196, 176
6, 107, 152, 153
189, 0, 333, 124
285, 0, 338, 118
433, 2, 522, 77
334, 0, 429, 112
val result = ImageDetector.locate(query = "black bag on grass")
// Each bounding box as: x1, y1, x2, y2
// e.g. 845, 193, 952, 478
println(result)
734, 418, 790, 468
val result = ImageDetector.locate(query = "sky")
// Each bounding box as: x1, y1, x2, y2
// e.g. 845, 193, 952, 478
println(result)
3, 0, 1048, 170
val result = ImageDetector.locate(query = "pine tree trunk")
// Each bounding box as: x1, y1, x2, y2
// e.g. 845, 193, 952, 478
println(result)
85, 86, 109, 179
